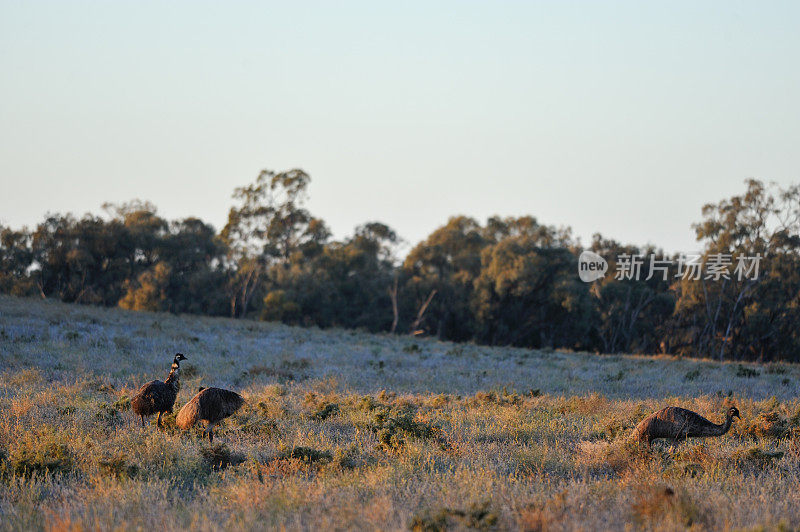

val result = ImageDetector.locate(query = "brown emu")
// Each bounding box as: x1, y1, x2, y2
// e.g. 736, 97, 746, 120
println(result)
176, 387, 244, 443
633, 405, 740, 446
131, 353, 186, 427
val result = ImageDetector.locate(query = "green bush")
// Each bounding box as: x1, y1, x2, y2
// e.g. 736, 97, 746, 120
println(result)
370, 406, 438, 451
684, 368, 701, 381
201, 443, 245, 470
410, 501, 498, 532
113, 395, 131, 412
310, 402, 340, 421
276, 446, 332, 465
733, 446, 784, 465
736, 365, 760, 378
11, 440, 73, 477
98, 453, 138, 479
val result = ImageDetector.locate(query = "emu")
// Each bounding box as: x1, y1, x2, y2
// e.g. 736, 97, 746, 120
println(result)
176, 387, 244, 443
633, 405, 740, 447
131, 353, 187, 427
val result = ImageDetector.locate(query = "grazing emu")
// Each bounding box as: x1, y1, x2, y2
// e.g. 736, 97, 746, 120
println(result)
634, 405, 740, 446
176, 387, 244, 443
131, 353, 187, 427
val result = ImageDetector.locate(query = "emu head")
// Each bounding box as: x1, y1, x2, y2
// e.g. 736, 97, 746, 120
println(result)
728, 406, 741, 420
171, 353, 187, 370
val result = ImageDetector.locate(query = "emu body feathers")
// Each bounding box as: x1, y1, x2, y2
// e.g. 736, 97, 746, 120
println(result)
633, 406, 740, 446
131, 354, 186, 427
176, 387, 244, 443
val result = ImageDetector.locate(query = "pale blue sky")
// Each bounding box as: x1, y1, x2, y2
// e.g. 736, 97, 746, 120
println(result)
1, 1, 798, 253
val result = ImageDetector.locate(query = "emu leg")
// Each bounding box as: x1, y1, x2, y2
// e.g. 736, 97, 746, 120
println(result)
141, 415, 146, 427
157, 412, 163, 428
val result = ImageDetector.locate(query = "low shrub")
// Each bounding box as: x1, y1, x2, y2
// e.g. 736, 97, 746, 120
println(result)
310, 402, 340, 421
11, 439, 73, 477
98, 453, 138, 479
201, 443, 245, 470
112, 395, 131, 412
576, 439, 650, 474
370, 406, 439, 451
684, 368, 702, 381
275, 446, 332, 465
410, 501, 497, 532
332, 445, 364, 470
742, 411, 790, 439
732, 446, 784, 466
244, 365, 294, 382
736, 365, 760, 378
632, 485, 706, 528
467, 389, 522, 407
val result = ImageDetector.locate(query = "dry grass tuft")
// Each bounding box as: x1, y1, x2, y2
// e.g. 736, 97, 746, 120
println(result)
410, 501, 498, 532
98, 453, 138, 479
733, 446, 785, 466
2, 296, 800, 530
275, 446, 332, 465
632, 485, 707, 528
576, 438, 648, 474
743, 411, 791, 439
201, 443, 245, 470
514, 492, 567, 532
10, 434, 73, 477
370, 405, 440, 451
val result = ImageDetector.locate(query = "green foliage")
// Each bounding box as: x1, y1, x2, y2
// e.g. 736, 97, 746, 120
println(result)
275, 446, 332, 465
736, 365, 761, 378
261, 290, 301, 322
200, 444, 245, 470
98, 453, 138, 479
331, 445, 362, 470
2, 176, 800, 361
468, 389, 522, 406
11, 438, 73, 477
684, 368, 702, 381
370, 406, 438, 451
473, 227, 595, 349
741, 411, 790, 439
410, 501, 498, 532
733, 447, 785, 465
96, 402, 124, 424
119, 262, 172, 312
765, 363, 788, 375
113, 395, 131, 412
310, 402, 340, 421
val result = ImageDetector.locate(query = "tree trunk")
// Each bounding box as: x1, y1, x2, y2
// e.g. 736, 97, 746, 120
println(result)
410, 289, 437, 335
388, 277, 399, 334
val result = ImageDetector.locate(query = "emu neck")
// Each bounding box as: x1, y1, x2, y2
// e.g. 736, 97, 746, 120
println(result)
712, 415, 733, 436
165, 363, 181, 391
719, 414, 733, 436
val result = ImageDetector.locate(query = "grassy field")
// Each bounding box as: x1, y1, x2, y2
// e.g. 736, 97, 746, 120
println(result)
1, 295, 799, 531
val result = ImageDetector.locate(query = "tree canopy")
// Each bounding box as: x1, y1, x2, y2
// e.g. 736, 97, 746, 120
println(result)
2, 172, 798, 362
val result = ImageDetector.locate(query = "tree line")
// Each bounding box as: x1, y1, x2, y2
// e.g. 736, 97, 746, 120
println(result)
1, 171, 799, 362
